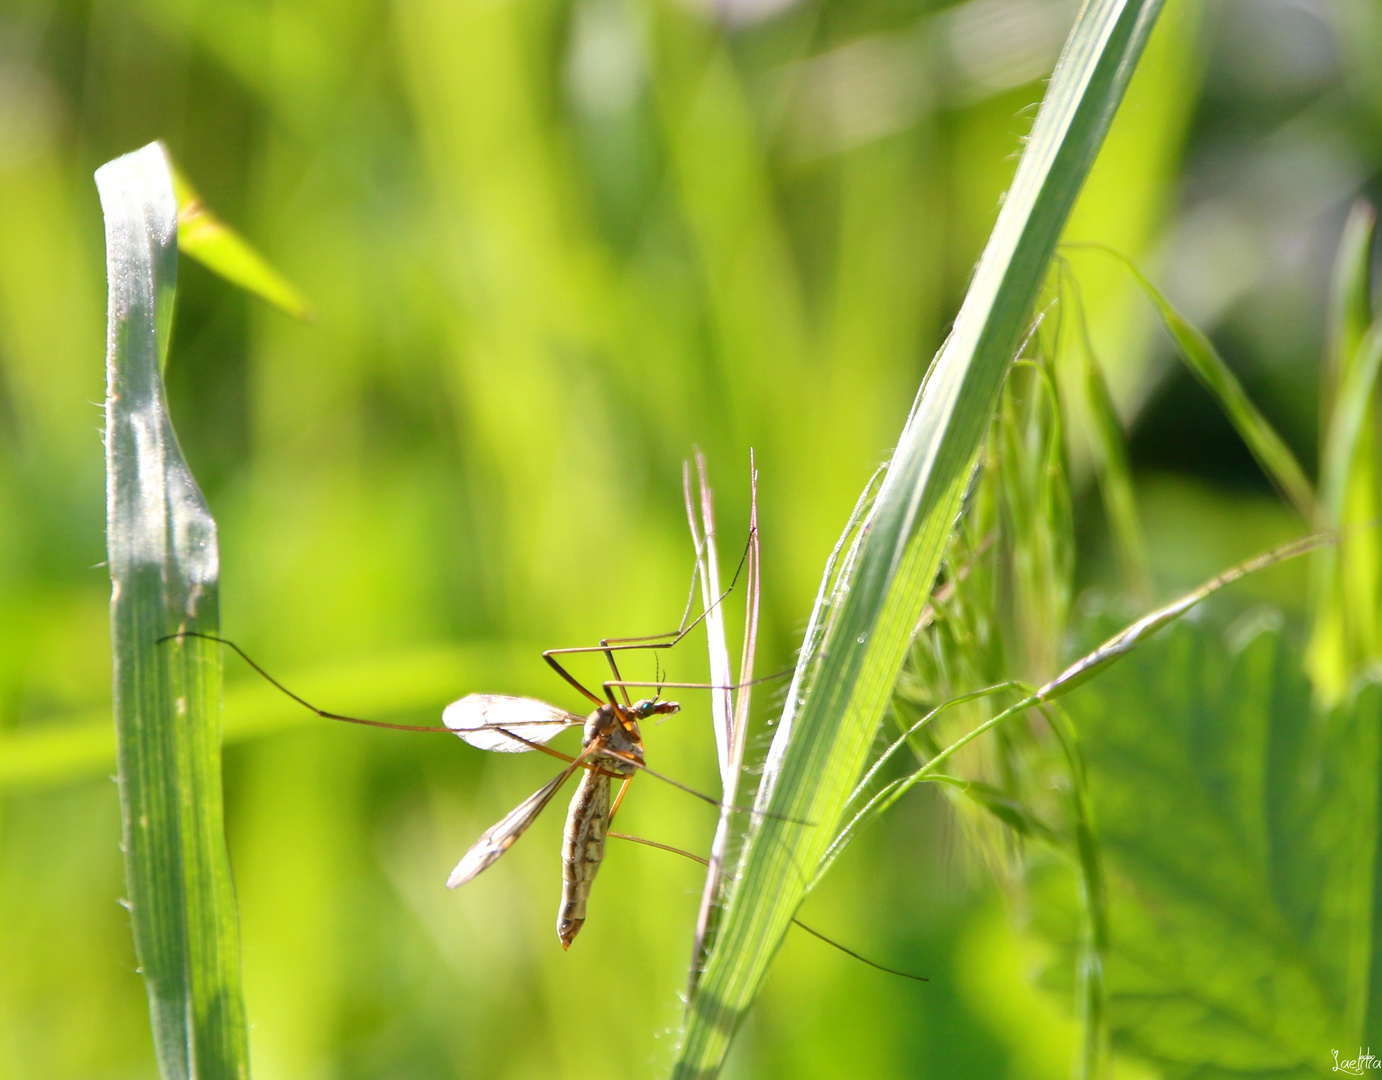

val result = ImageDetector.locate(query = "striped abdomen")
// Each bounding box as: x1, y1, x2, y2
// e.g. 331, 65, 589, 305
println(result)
557, 769, 610, 949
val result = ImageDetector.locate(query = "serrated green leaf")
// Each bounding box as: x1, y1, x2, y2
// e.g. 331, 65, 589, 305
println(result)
1032, 619, 1382, 1077
97, 141, 249, 1080
675, 2, 1167, 1075
170, 158, 314, 323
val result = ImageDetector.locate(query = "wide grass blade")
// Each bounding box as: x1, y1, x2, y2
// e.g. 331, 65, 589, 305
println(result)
97, 141, 250, 1080
675, 2, 1167, 1075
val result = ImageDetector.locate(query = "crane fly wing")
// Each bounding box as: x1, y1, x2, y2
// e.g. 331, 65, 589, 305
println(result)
446, 768, 573, 889
443, 694, 583, 752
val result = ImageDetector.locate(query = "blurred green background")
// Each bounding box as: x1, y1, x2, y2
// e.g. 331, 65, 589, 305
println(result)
1, 0, 1379, 1076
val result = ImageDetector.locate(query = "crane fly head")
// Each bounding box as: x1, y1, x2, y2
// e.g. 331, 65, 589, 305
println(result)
630, 698, 680, 721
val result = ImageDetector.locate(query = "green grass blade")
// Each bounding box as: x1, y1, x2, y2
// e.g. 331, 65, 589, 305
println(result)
1039, 702, 1108, 1080
1319, 325, 1382, 525
1058, 260, 1151, 598
1084, 342, 1151, 595
685, 455, 762, 986
97, 141, 250, 1080
674, 3, 1166, 1074
1071, 243, 1319, 522
1037, 530, 1333, 701
170, 159, 314, 323
826, 530, 1336, 874
1309, 203, 1380, 701
1326, 201, 1376, 411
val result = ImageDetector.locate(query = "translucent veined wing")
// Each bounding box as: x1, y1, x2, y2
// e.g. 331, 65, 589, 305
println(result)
443, 694, 583, 752
446, 767, 575, 889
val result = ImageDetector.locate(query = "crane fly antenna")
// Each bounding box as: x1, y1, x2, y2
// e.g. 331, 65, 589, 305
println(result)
608, 832, 927, 983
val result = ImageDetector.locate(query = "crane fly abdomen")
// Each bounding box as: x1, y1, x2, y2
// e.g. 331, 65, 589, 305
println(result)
557, 703, 646, 948
558, 769, 610, 948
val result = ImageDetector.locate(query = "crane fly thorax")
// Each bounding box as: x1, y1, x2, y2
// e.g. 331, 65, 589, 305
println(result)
583, 703, 645, 776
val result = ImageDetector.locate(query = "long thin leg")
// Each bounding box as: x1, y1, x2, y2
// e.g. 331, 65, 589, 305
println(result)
607, 832, 928, 982
596, 529, 756, 650
160, 634, 779, 811
543, 637, 701, 709
595, 748, 811, 825
158, 632, 457, 735
602, 648, 631, 707
609, 776, 634, 821
594, 525, 739, 653
542, 651, 607, 708
540, 649, 642, 711
666, 530, 707, 649
541, 528, 758, 707
161, 631, 585, 767
603, 669, 792, 697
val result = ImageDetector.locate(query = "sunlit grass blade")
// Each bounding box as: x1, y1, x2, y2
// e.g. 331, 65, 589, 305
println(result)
1038, 530, 1334, 699
1000, 360, 1073, 677
683, 454, 734, 791
170, 158, 314, 322
1309, 202, 1381, 701
675, 2, 1167, 1075
1083, 343, 1150, 595
686, 454, 760, 986
1057, 259, 1151, 598
97, 141, 249, 1080
1070, 242, 1318, 522
1326, 201, 1377, 403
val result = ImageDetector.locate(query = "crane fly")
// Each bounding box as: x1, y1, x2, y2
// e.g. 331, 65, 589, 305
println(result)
442, 688, 679, 948
432, 531, 778, 948
165, 556, 759, 949
160, 600, 928, 976
444, 574, 773, 949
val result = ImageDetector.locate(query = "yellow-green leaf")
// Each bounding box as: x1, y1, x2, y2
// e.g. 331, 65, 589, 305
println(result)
170, 156, 314, 322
